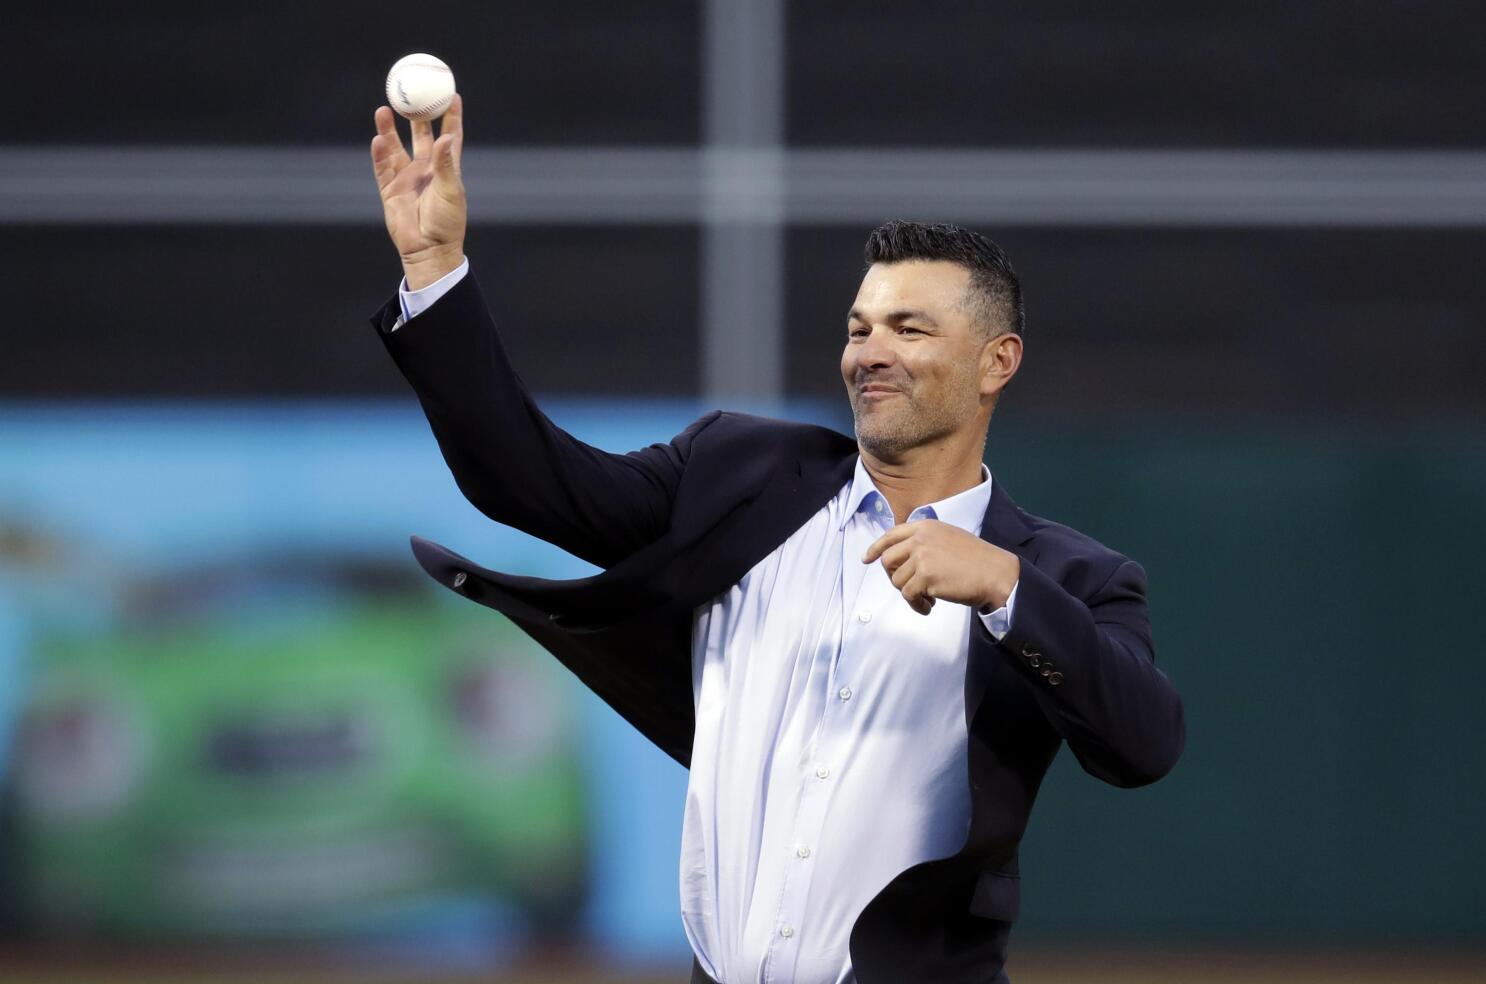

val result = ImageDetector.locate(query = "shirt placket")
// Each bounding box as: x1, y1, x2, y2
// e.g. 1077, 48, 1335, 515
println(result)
760, 500, 885, 982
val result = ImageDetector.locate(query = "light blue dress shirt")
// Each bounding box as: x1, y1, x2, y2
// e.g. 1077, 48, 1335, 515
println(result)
684, 456, 1013, 984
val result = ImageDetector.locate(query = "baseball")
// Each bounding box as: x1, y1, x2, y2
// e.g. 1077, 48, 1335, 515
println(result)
385, 53, 456, 121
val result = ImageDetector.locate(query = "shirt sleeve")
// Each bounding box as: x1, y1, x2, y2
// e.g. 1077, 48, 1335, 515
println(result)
389, 256, 470, 332
977, 580, 1019, 641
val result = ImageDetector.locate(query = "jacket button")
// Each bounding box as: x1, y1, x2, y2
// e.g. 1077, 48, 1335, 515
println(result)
549, 612, 563, 622
1048, 671, 1064, 686
1027, 654, 1041, 668
452, 571, 467, 588
1040, 665, 1053, 678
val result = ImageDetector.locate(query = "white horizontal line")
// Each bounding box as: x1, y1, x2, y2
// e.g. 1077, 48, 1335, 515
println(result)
3, 146, 1485, 226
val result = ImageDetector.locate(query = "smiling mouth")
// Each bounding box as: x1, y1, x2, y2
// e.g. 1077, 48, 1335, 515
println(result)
859, 387, 900, 400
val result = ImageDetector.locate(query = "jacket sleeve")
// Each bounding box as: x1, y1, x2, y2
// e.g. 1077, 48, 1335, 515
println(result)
986, 556, 1185, 788
370, 268, 721, 569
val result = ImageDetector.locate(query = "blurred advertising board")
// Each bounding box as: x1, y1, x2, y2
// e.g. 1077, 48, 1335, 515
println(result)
0, 400, 730, 958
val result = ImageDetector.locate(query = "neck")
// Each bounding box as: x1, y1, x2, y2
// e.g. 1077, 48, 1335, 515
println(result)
859, 429, 988, 525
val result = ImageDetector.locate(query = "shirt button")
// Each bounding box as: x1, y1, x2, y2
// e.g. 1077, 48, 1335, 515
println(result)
815, 765, 831, 779
838, 687, 852, 701
797, 845, 811, 858
857, 609, 872, 623
780, 924, 794, 939
873, 499, 884, 513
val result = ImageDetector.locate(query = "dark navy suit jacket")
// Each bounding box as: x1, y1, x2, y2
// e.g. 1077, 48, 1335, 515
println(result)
371, 270, 1185, 984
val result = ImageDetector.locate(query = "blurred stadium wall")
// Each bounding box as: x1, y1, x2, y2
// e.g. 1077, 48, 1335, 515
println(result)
3, 0, 1484, 976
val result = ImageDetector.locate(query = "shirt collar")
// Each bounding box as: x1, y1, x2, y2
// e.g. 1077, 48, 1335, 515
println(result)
839, 455, 994, 534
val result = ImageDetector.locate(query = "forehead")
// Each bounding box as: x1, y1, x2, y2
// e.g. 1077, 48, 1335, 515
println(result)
851, 260, 973, 322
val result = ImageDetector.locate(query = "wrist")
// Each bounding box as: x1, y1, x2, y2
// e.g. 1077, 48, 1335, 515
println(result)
401, 245, 465, 291
979, 550, 1020, 611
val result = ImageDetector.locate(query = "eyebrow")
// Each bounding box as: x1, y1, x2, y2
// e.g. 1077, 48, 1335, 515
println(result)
846, 308, 940, 327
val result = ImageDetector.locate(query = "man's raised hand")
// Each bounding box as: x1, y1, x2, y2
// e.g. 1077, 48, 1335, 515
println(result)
371, 94, 466, 290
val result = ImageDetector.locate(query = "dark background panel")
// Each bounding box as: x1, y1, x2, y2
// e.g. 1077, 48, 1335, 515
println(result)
989, 422, 1486, 940
784, 227, 1485, 421
17, 2, 699, 146
789, 1, 1484, 147
2, 225, 698, 397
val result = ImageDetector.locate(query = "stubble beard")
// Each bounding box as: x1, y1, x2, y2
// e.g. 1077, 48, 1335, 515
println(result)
851, 381, 971, 459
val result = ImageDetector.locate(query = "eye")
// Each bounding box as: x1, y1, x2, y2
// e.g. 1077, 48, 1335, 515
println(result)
897, 326, 923, 335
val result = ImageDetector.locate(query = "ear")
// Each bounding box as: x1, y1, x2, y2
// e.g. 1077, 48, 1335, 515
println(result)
979, 332, 1023, 400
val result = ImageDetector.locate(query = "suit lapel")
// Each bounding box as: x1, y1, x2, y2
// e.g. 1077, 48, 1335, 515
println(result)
978, 477, 1036, 554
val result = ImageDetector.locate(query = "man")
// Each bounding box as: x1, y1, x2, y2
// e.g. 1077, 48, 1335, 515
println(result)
368, 95, 1185, 984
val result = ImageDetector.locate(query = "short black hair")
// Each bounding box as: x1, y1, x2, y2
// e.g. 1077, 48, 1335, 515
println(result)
863, 219, 1025, 338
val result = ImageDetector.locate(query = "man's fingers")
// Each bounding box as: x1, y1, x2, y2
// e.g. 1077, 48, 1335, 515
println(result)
862, 523, 914, 563
430, 134, 466, 207
374, 107, 410, 166
370, 135, 403, 192
411, 116, 434, 160
877, 539, 912, 576
431, 133, 460, 190
371, 108, 412, 193
427, 96, 464, 194
441, 93, 464, 168
889, 555, 917, 592
902, 572, 936, 615
863, 525, 937, 612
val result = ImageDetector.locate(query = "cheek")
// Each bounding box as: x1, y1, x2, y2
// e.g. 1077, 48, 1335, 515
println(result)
897, 352, 927, 384
909, 356, 956, 397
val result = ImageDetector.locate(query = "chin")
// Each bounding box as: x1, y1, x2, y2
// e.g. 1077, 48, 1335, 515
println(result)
855, 424, 915, 459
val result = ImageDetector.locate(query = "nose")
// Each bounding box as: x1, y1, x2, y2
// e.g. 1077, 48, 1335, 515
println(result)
854, 325, 897, 372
